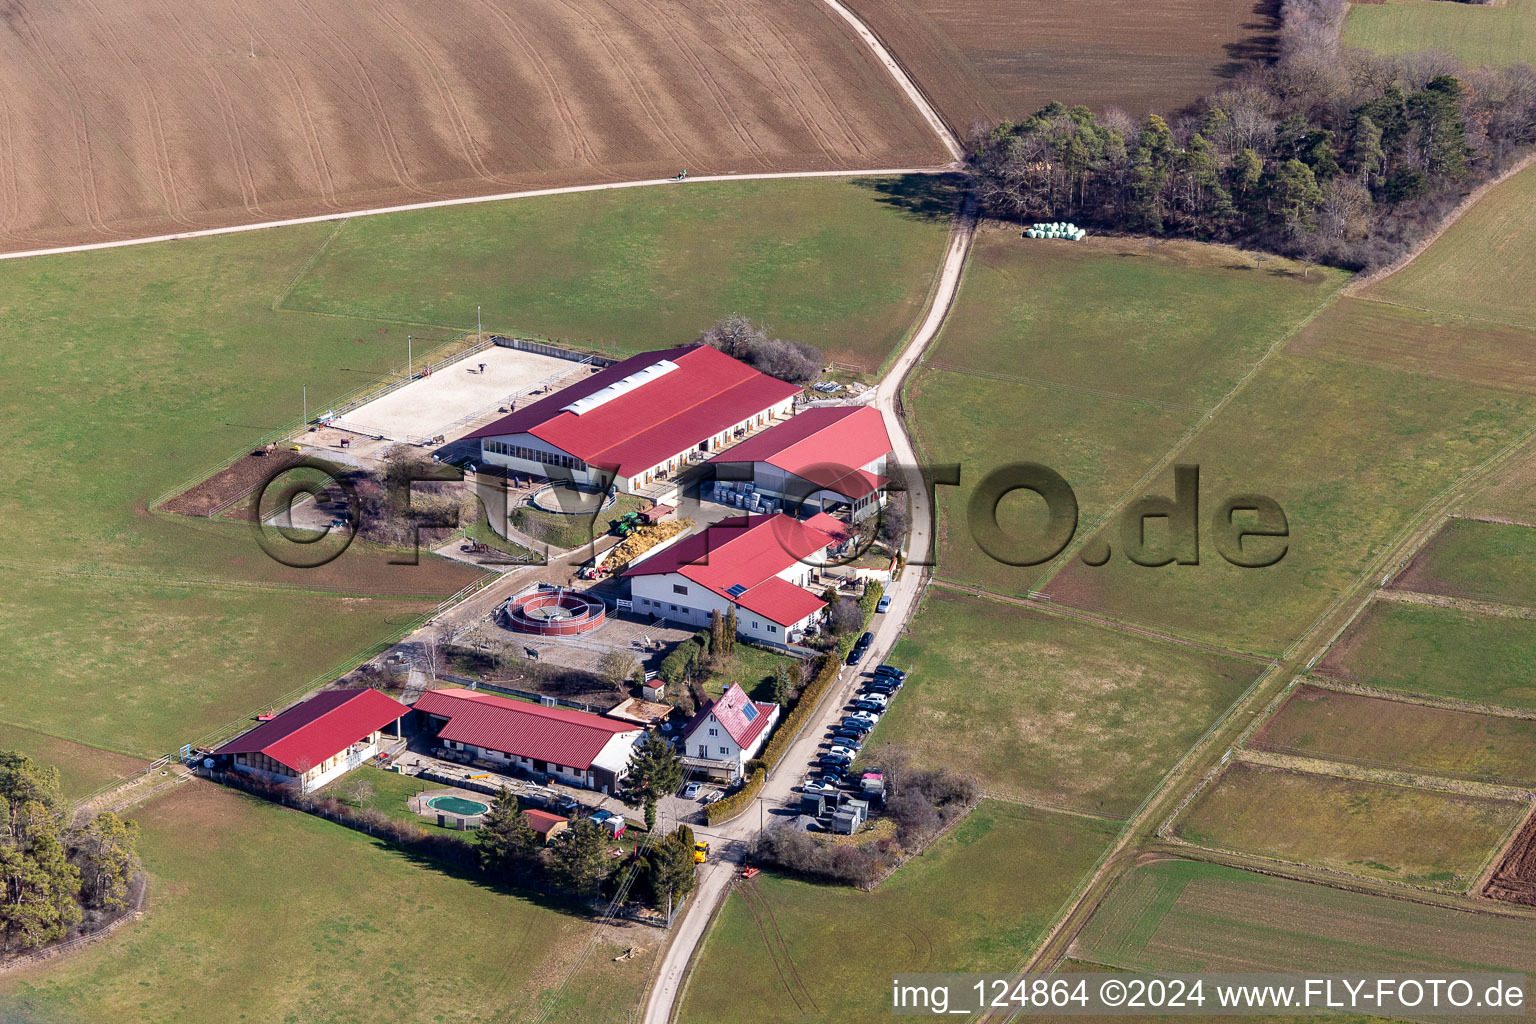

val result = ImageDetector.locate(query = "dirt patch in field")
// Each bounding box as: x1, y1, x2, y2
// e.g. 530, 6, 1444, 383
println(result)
0, 0, 943, 252
842, 0, 1279, 129
1484, 808, 1536, 906
158, 450, 306, 518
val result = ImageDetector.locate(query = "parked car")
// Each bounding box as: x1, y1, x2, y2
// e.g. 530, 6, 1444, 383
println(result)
846, 630, 875, 665
679, 781, 702, 800
839, 716, 873, 734
830, 731, 863, 749
873, 665, 907, 683
851, 698, 886, 713
816, 765, 848, 782
876, 594, 893, 613
847, 710, 879, 725
827, 744, 858, 759
864, 680, 898, 696
803, 777, 838, 795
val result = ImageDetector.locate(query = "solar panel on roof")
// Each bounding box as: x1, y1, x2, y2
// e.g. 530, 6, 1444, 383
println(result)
742, 704, 759, 722
726, 584, 748, 598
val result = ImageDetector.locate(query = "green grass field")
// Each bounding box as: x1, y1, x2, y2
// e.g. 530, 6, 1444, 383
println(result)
909, 229, 1343, 597
1365, 164, 1536, 330
1318, 599, 1536, 710
283, 176, 955, 370
1042, 348, 1536, 655
1345, 0, 1536, 67
1173, 761, 1523, 890
514, 494, 651, 552
677, 801, 1117, 1024
1075, 857, 1536, 975
1394, 518, 1536, 606
0, 782, 652, 1024
702, 644, 803, 701
871, 591, 1262, 816
1252, 685, 1536, 786
0, 724, 143, 802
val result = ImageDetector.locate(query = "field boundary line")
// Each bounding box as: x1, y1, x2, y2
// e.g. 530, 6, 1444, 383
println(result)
1304, 675, 1536, 721
1376, 587, 1536, 619
0, 167, 951, 263
271, 216, 347, 311
1229, 747, 1536, 804
1478, 803, 1536, 896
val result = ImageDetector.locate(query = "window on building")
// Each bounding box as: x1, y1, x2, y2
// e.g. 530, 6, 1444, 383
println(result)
719, 746, 729, 756
767, 624, 778, 634
708, 728, 718, 737
673, 583, 688, 596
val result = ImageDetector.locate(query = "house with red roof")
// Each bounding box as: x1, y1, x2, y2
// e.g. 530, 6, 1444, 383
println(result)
466, 344, 800, 494
412, 688, 643, 794
680, 683, 779, 780
623, 513, 848, 645
706, 405, 893, 522
213, 688, 409, 793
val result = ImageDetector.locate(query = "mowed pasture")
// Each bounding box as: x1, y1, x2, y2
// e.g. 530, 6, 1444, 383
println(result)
282, 175, 956, 368
1364, 164, 1536, 330
0, 180, 944, 755
1173, 761, 1524, 890
1345, 0, 1536, 67
1390, 518, 1536, 607
841, 0, 1277, 129
0, 0, 944, 251
1043, 347, 1536, 655
0, 723, 144, 802
908, 227, 1343, 597
0, 782, 654, 1024
1318, 599, 1536, 711
871, 591, 1262, 817
1252, 685, 1536, 786
677, 802, 1117, 1024
1073, 857, 1536, 977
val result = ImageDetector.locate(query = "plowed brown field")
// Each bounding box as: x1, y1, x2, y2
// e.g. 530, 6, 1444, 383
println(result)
0, 0, 944, 251
842, 0, 1279, 129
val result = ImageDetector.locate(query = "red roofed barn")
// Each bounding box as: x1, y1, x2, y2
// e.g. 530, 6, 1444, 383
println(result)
413, 689, 643, 794
467, 345, 800, 494
681, 683, 780, 779
623, 513, 847, 644
707, 404, 893, 522
214, 689, 409, 793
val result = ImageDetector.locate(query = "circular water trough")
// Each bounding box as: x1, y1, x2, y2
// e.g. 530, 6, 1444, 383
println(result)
503, 587, 607, 636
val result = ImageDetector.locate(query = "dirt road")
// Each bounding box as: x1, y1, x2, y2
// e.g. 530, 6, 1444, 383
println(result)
640, 197, 975, 1024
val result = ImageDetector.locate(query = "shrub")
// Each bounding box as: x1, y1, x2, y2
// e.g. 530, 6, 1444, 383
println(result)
758, 654, 840, 770
706, 769, 765, 826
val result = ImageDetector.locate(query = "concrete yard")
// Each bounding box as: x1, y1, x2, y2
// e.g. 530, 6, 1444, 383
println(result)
333, 346, 596, 442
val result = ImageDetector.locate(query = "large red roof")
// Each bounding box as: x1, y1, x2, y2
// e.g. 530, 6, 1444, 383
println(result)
708, 405, 892, 497
467, 345, 800, 478
214, 689, 408, 772
683, 684, 776, 749
624, 513, 843, 624
413, 689, 639, 770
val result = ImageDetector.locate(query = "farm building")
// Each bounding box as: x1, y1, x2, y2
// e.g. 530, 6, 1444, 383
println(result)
623, 512, 849, 644
707, 405, 892, 521
413, 688, 643, 794
523, 809, 570, 845
212, 688, 409, 793
467, 344, 799, 494
680, 683, 779, 780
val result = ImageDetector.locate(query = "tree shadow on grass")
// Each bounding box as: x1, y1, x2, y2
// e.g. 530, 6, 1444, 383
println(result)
852, 173, 970, 221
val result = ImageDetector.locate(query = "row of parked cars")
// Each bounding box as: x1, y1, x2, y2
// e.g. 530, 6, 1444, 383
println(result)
803, 663, 907, 798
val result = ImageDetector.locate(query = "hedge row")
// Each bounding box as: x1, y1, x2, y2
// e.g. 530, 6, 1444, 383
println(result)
706, 768, 765, 825
758, 653, 840, 771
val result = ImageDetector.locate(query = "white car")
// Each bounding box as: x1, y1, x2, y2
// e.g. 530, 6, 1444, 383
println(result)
827, 745, 857, 759
803, 778, 838, 795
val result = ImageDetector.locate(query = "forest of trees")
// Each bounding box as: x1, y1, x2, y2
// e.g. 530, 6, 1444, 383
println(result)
969, 0, 1536, 267
1, 752, 141, 956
